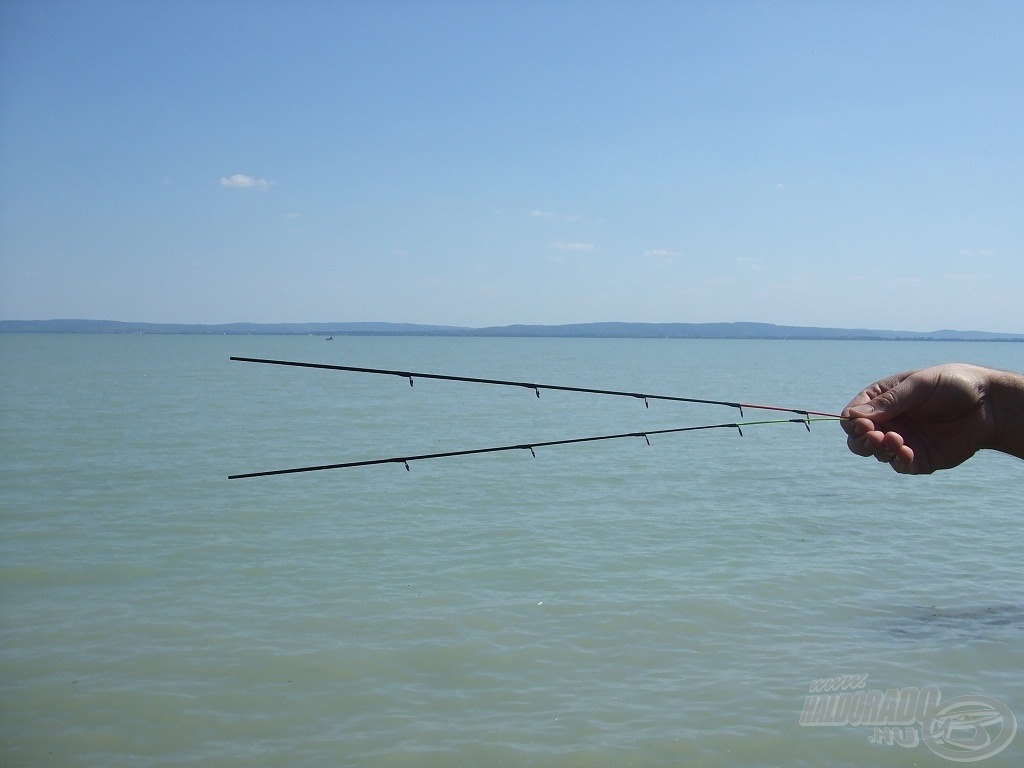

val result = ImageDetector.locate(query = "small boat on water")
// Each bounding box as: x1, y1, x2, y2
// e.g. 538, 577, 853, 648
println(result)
326, 336, 334, 341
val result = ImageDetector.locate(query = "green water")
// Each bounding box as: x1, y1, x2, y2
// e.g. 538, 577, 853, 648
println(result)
2, 335, 1022, 766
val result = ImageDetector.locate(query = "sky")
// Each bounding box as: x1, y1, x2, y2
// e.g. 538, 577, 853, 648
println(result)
1, 0, 1022, 332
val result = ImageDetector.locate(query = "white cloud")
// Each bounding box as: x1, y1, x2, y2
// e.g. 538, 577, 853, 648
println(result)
530, 209, 581, 222
550, 241, 594, 252
219, 173, 272, 189
644, 249, 681, 264
285, 212, 302, 219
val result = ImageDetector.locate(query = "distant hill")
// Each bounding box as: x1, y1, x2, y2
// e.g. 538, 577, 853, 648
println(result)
462, 321, 1024, 341
2, 319, 1021, 341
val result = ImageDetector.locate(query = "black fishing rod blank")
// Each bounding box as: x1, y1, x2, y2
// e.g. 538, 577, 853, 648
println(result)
229, 417, 837, 479
229, 356, 841, 418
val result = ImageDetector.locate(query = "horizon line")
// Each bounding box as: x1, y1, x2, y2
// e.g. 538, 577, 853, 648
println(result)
2, 318, 1022, 340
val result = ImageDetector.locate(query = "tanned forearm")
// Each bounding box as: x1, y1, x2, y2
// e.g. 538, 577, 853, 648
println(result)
987, 368, 1024, 460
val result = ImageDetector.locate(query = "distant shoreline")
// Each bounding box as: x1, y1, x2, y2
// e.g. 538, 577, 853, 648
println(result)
1, 319, 1021, 342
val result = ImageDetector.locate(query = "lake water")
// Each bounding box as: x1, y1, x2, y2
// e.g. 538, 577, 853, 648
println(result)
2, 334, 1022, 767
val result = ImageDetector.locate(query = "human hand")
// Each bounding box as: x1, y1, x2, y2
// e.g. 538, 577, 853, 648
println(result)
841, 363, 999, 474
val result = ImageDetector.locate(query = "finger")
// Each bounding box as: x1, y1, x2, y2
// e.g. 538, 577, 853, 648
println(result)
847, 370, 930, 427
895, 443, 914, 466
888, 444, 917, 474
841, 416, 875, 438
847, 434, 875, 457
880, 431, 905, 454
842, 392, 875, 415
890, 456, 917, 474
873, 430, 908, 463
848, 430, 902, 462
842, 372, 912, 416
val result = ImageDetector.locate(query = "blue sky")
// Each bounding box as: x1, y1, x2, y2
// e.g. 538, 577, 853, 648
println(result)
1, 1, 1022, 331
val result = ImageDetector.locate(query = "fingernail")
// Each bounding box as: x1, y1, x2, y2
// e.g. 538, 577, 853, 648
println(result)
852, 404, 875, 416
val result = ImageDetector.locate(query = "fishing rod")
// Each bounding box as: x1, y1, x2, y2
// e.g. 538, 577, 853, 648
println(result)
229, 416, 838, 479
229, 356, 841, 419
228, 356, 845, 479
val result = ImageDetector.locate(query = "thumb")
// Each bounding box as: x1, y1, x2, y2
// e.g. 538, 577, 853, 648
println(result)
847, 373, 928, 426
